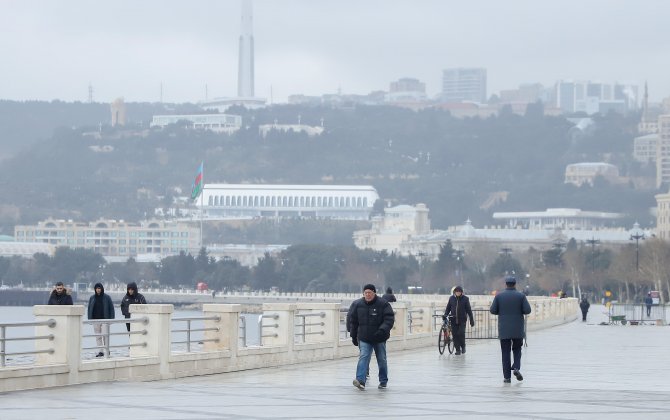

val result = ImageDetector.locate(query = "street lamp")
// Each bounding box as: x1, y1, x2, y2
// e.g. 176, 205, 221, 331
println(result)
452, 248, 465, 288
629, 222, 645, 271
585, 237, 600, 274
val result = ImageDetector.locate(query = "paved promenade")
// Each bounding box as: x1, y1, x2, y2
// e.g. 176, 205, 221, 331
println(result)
2, 306, 669, 419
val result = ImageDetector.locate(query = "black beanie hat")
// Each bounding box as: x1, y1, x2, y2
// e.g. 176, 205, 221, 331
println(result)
363, 284, 376, 293
453, 285, 463, 293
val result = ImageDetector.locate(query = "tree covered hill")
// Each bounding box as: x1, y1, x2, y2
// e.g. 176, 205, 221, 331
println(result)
0, 101, 657, 237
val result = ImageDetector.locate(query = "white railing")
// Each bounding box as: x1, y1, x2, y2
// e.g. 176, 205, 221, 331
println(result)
0, 297, 578, 393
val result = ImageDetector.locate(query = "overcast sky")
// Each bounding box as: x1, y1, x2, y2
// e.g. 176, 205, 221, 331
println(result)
2, 0, 668, 104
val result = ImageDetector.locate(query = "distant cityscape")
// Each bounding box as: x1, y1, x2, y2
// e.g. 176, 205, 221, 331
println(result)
2, 0, 670, 272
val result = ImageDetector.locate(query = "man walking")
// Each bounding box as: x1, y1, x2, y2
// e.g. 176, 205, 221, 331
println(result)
87, 283, 115, 357
442, 285, 474, 355
349, 284, 395, 390
47, 281, 73, 305
120, 282, 147, 332
644, 292, 653, 317
579, 296, 590, 322
490, 276, 531, 383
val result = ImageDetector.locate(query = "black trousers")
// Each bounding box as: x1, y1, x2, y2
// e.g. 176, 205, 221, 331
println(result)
499, 338, 523, 379
452, 322, 466, 351
581, 309, 588, 321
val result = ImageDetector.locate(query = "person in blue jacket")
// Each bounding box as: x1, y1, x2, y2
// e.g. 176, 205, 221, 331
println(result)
490, 276, 531, 383
87, 283, 115, 357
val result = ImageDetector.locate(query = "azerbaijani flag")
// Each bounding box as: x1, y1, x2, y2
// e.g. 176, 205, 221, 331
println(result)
191, 161, 204, 200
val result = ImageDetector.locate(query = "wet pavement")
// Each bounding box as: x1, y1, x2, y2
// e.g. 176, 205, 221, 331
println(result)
1, 305, 669, 419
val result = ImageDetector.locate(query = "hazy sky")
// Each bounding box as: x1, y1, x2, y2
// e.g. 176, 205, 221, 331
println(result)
2, 0, 668, 103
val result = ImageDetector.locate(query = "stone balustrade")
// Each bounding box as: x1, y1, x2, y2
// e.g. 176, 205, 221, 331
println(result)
0, 296, 578, 393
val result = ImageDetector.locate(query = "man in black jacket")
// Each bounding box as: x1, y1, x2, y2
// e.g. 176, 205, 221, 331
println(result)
87, 283, 115, 357
47, 281, 73, 305
349, 283, 395, 390
442, 285, 474, 355
120, 282, 147, 331
490, 276, 532, 383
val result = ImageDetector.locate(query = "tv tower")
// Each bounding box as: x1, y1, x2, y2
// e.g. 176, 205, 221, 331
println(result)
237, 0, 255, 98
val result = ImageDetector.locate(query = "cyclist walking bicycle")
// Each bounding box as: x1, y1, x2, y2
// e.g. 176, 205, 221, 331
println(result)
442, 286, 474, 355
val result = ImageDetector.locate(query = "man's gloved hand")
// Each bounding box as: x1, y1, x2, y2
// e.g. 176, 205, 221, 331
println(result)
470, 321, 475, 327
441, 315, 447, 321
373, 329, 388, 342
352, 336, 358, 346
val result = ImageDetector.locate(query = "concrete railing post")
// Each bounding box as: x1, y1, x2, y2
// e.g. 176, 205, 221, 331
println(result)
390, 303, 407, 338
129, 304, 173, 377
261, 303, 295, 349
296, 303, 340, 345
33, 305, 84, 377
202, 304, 241, 355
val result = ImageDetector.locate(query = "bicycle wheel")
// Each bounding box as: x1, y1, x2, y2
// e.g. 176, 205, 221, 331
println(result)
438, 325, 447, 354
446, 332, 454, 354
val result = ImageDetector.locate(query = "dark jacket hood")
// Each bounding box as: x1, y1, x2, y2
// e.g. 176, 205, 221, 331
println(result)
94, 283, 104, 294
126, 282, 138, 294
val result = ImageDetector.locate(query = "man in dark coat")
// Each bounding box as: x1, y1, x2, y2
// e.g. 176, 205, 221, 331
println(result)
644, 292, 653, 317
47, 281, 73, 305
443, 285, 474, 355
120, 282, 147, 331
579, 296, 590, 322
349, 283, 395, 390
381, 287, 397, 302
87, 283, 115, 357
490, 276, 532, 383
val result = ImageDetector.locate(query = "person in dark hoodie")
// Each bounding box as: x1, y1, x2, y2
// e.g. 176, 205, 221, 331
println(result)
349, 283, 395, 390
442, 285, 474, 355
381, 287, 397, 302
120, 282, 147, 331
87, 283, 115, 357
47, 281, 73, 305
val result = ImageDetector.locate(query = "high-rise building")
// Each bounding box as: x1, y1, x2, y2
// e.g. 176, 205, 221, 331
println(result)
441, 68, 487, 103
656, 115, 670, 188
200, 0, 265, 112
110, 98, 126, 126
555, 80, 638, 115
237, 0, 254, 98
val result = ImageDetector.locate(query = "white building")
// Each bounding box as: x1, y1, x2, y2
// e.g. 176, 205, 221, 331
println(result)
656, 115, 670, 188
354, 204, 647, 260
258, 123, 324, 137
0, 235, 54, 258
14, 219, 200, 258
564, 162, 620, 186
198, 184, 379, 221
353, 204, 430, 251
150, 114, 242, 133
633, 133, 659, 163
492, 208, 625, 230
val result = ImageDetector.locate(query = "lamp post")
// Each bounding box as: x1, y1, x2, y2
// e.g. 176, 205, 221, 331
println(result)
452, 248, 465, 289
629, 222, 645, 272
585, 237, 600, 274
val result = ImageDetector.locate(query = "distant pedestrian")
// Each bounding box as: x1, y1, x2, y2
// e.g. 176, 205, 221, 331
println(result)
47, 281, 73, 305
349, 283, 395, 390
87, 283, 115, 357
579, 296, 590, 322
644, 292, 653, 317
381, 287, 397, 302
120, 282, 147, 332
442, 285, 474, 355
490, 276, 532, 383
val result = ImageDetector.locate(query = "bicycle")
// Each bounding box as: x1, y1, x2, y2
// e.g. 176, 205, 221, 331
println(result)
437, 316, 454, 355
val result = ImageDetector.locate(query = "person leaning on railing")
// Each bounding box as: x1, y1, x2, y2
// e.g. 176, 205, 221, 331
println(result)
87, 283, 115, 357
120, 282, 147, 332
47, 281, 73, 305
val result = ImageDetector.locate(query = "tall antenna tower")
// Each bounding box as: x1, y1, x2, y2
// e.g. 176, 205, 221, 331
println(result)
88, 83, 93, 103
